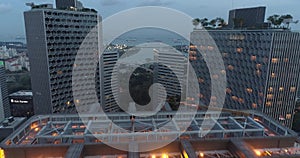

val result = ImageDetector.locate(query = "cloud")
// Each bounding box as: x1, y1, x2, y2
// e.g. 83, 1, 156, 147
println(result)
138, 0, 174, 7
101, 0, 121, 6
0, 3, 12, 14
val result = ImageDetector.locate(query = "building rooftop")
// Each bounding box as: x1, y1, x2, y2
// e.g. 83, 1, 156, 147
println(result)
9, 90, 32, 97
1, 110, 299, 157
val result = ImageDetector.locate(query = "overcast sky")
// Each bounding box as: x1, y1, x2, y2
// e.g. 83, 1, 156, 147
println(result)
0, 0, 299, 41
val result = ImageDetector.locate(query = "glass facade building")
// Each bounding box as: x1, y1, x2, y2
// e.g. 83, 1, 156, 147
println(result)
190, 30, 300, 127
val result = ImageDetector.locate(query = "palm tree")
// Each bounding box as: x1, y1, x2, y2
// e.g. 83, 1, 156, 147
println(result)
192, 18, 200, 29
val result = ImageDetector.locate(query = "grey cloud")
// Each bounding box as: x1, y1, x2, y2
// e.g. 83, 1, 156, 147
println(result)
101, 0, 121, 6
0, 3, 12, 14
138, 0, 174, 7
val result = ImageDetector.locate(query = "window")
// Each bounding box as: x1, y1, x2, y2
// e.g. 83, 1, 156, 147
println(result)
227, 65, 234, 70
266, 101, 272, 106
252, 103, 257, 108
236, 48, 243, 53
267, 94, 273, 99
251, 55, 256, 61
271, 73, 276, 78
246, 88, 253, 93
279, 87, 284, 91
290, 87, 296, 92
286, 114, 292, 119
268, 87, 273, 92
272, 58, 279, 63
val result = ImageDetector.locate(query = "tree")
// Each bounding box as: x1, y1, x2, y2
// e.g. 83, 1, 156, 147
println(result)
200, 18, 209, 27
215, 17, 227, 28
281, 14, 293, 29
209, 19, 217, 27
267, 14, 283, 28
192, 18, 200, 29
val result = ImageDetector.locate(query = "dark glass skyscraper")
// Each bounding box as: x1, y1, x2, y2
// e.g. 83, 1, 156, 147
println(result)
190, 30, 300, 127
228, 6, 266, 29
0, 61, 10, 121
24, 0, 101, 114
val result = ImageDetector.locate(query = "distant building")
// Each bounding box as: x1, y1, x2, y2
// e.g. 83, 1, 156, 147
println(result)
9, 90, 34, 118
228, 6, 266, 29
100, 49, 120, 112
190, 30, 300, 128
0, 61, 10, 121
24, 0, 102, 114
4, 58, 22, 72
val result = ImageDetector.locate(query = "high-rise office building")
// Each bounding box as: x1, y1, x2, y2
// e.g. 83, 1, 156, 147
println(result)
153, 46, 188, 111
100, 48, 120, 112
24, 0, 101, 114
0, 61, 10, 121
190, 30, 300, 127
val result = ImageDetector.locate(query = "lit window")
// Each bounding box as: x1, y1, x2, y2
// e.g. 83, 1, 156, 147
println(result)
246, 88, 253, 93
236, 48, 243, 53
256, 70, 261, 76
226, 88, 232, 94
231, 96, 238, 101
266, 101, 272, 106
286, 114, 292, 119
66, 101, 71, 106
256, 64, 262, 69
252, 103, 257, 108
272, 58, 278, 63
238, 98, 244, 103
57, 70, 63, 75
290, 87, 296, 92
284, 58, 289, 62
198, 93, 204, 98
267, 94, 273, 99
271, 73, 276, 78
227, 65, 234, 70
268, 87, 273, 92
279, 87, 284, 91
212, 74, 219, 79
190, 45, 197, 49
198, 78, 205, 83
251, 55, 256, 61
220, 70, 226, 74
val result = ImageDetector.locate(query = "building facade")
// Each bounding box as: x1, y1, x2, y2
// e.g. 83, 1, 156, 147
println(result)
228, 6, 266, 29
24, 0, 101, 114
190, 30, 300, 127
100, 48, 120, 112
0, 61, 10, 121
9, 90, 34, 118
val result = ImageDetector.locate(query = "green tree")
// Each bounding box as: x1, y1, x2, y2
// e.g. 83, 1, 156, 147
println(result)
267, 14, 284, 28
192, 18, 200, 29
